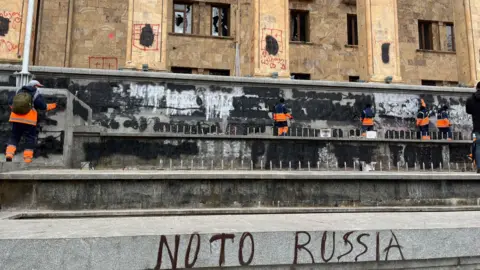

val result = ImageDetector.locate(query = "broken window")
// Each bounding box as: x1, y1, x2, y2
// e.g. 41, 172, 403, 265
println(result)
418, 21, 433, 50
290, 11, 309, 42
173, 3, 192, 34
446, 23, 455, 52
212, 6, 229, 37
347, 14, 358, 46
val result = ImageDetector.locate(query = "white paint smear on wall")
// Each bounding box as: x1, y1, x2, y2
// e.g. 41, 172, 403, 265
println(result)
374, 93, 420, 119
124, 84, 248, 120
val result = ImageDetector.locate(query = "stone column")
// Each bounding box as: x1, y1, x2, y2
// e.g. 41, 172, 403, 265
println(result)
125, 0, 168, 71
357, 0, 402, 83
454, 0, 480, 86
252, 0, 290, 78
0, 0, 28, 63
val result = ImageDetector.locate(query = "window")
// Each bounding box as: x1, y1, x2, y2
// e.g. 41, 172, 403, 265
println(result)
171, 67, 193, 74
418, 21, 433, 50
290, 11, 309, 42
173, 3, 192, 34
212, 6, 229, 37
349, 76, 360, 82
421, 80, 438, 86
347, 14, 358, 46
291, 73, 311, 80
446, 23, 455, 52
209, 69, 230, 76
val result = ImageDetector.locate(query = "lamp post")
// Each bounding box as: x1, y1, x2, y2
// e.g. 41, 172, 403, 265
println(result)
15, 0, 35, 87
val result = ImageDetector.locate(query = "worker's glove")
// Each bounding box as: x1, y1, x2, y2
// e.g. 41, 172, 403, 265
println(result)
47, 103, 57, 111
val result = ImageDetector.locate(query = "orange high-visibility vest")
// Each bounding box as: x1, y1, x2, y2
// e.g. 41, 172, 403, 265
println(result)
416, 111, 429, 126
9, 90, 39, 126
436, 112, 451, 128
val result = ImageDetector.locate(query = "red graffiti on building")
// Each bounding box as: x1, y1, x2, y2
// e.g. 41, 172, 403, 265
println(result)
260, 28, 286, 70
0, 39, 18, 52
0, 11, 22, 28
88, 56, 118, 70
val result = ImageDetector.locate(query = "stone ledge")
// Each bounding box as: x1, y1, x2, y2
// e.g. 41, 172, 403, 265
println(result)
1, 212, 480, 269
2, 170, 480, 180
0, 64, 475, 94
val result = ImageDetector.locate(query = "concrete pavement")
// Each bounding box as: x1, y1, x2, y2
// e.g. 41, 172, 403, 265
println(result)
1, 211, 480, 269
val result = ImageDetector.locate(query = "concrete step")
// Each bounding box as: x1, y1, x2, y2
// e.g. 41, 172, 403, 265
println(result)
2, 170, 480, 210
1, 211, 480, 269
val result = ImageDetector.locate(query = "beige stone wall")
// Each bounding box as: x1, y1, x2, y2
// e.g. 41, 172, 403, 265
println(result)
289, 1, 358, 81
2, 0, 475, 86
35, 0, 69, 67
397, 0, 458, 85
69, 0, 128, 70
253, 0, 290, 77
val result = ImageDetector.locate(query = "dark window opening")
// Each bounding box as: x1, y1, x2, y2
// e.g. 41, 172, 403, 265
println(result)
209, 69, 230, 76
446, 23, 455, 52
290, 11, 309, 42
291, 73, 311, 80
212, 6, 229, 37
173, 3, 192, 34
171, 67, 193, 74
347, 14, 358, 46
421, 80, 438, 86
349, 76, 360, 82
418, 21, 433, 50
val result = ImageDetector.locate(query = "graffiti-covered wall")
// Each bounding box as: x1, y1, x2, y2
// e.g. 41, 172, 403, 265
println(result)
0, 67, 474, 137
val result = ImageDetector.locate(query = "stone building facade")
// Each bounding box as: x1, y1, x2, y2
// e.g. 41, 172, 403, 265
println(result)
1, 0, 479, 86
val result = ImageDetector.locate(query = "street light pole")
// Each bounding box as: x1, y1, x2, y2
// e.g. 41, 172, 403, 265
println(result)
15, 0, 35, 87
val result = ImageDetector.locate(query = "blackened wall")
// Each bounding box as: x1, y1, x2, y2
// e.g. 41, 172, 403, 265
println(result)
0, 66, 474, 137
72, 134, 471, 170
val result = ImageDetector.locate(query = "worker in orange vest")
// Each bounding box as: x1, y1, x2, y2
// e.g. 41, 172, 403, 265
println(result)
436, 105, 452, 140
360, 104, 375, 137
5, 80, 57, 163
416, 99, 432, 140
273, 98, 293, 136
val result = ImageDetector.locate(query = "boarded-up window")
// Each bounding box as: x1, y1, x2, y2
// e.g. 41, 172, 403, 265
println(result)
174, 3, 192, 34
446, 23, 455, 52
349, 76, 360, 82
212, 6, 229, 37
347, 14, 358, 46
418, 21, 433, 50
290, 11, 309, 42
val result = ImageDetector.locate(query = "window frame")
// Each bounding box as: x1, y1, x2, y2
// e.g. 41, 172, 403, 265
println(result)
445, 23, 455, 52
173, 2, 193, 34
290, 10, 309, 42
347, 14, 358, 46
211, 5, 230, 37
418, 20, 433, 50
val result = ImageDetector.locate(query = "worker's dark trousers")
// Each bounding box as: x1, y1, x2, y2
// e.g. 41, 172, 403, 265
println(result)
438, 127, 452, 139
8, 122, 37, 150
474, 132, 480, 169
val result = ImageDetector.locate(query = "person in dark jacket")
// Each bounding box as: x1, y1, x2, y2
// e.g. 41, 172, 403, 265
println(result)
5, 80, 57, 163
416, 99, 432, 140
466, 82, 480, 173
273, 98, 293, 136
